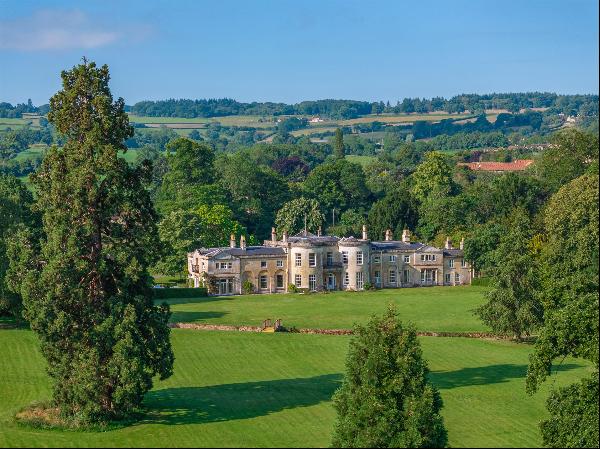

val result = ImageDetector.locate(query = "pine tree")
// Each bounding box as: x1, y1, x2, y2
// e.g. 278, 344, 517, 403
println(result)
21, 60, 174, 423
331, 307, 447, 448
334, 128, 345, 158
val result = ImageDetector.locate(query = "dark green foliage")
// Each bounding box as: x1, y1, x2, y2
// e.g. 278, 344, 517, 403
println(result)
20, 60, 174, 422
329, 209, 366, 237
126, 94, 599, 120
0, 174, 37, 317
475, 209, 543, 339
275, 197, 325, 235
216, 152, 290, 239
303, 159, 371, 218
155, 137, 217, 213
331, 307, 447, 448
526, 174, 599, 447
535, 129, 599, 192
368, 188, 418, 240
334, 128, 345, 158
153, 287, 208, 299
539, 376, 599, 448
463, 221, 505, 272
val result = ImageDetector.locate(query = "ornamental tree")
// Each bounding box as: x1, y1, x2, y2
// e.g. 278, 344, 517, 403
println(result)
331, 307, 447, 448
21, 60, 174, 422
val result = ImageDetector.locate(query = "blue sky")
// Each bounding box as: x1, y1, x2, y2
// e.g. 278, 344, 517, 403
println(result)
0, 0, 598, 105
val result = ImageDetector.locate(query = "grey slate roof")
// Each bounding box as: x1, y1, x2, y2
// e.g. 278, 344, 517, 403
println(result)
370, 241, 425, 251
443, 248, 464, 257
287, 231, 339, 244
197, 246, 286, 257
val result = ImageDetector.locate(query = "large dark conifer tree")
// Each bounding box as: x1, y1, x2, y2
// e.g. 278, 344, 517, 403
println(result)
22, 60, 174, 422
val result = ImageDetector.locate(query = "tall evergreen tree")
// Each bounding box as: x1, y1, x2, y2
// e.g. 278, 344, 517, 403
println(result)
332, 307, 447, 448
334, 128, 345, 158
21, 60, 174, 422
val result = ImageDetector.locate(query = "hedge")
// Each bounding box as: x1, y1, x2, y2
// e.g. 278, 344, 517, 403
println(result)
153, 287, 208, 299
471, 277, 492, 287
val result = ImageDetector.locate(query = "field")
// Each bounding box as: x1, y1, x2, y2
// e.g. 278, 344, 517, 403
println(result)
127, 114, 276, 129
166, 286, 489, 332
126, 111, 501, 136
0, 324, 591, 447
345, 155, 376, 166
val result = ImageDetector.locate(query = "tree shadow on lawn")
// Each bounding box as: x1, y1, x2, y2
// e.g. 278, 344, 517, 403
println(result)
141, 373, 342, 425
169, 311, 228, 323
430, 363, 581, 390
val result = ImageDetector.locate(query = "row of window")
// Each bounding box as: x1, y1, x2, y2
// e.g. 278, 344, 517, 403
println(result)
259, 260, 284, 268
342, 272, 364, 289
259, 274, 285, 289
294, 274, 318, 291
374, 269, 411, 285
245, 270, 461, 292
373, 254, 410, 263
217, 256, 465, 270
293, 252, 465, 267
445, 273, 461, 283
295, 252, 337, 267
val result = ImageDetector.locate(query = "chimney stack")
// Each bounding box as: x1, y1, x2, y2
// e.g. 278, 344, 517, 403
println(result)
459, 237, 465, 250
385, 229, 392, 241
240, 235, 247, 250
282, 231, 288, 243
317, 226, 322, 237
402, 229, 411, 243
271, 227, 277, 242
362, 225, 368, 240
445, 237, 452, 249
230, 233, 236, 248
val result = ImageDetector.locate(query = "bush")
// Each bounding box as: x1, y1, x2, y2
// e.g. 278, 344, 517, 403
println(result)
363, 282, 376, 291
288, 283, 299, 293
471, 277, 492, 287
152, 287, 208, 300
242, 280, 254, 294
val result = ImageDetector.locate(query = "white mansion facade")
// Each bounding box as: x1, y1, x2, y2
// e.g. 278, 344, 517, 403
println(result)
188, 227, 472, 295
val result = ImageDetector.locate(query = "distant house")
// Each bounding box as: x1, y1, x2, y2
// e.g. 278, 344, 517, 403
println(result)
457, 159, 534, 173
309, 117, 324, 123
188, 227, 472, 295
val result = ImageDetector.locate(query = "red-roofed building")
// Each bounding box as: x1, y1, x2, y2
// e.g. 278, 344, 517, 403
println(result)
457, 159, 534, 172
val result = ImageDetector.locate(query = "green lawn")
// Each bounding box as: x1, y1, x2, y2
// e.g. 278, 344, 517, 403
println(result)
0, 329, 591, 447
166, 286, 489, 332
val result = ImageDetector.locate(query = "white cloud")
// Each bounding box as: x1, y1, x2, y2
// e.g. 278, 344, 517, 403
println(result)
0, 9, 123, 51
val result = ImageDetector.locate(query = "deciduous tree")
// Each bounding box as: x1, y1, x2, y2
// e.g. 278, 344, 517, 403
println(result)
275, 197, 324, 235
474, 209, 543, 340
526, 174, 599, 447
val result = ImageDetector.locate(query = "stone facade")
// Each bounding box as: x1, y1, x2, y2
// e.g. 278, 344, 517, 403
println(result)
188, 227, 472, 295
